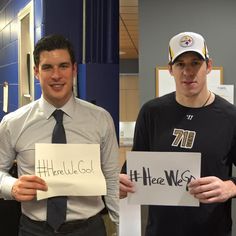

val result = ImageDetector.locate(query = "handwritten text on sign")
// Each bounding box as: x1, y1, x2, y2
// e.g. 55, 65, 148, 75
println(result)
35, 143, 106, 200
36, 160, 94, 177
127, 151, 201, 206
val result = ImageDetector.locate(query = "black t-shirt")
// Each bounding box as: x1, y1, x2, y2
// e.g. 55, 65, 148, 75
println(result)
123, 92, 236, 236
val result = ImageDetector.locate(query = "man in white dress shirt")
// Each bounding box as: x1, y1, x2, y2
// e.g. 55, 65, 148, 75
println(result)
0, 34, 119, 236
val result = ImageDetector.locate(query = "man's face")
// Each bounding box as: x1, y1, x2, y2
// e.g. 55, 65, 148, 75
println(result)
169, 52, 212, 98
34, 49, 77, 108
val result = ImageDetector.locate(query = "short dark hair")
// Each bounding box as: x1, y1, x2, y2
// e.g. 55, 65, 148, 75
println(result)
33, 34, 76, 67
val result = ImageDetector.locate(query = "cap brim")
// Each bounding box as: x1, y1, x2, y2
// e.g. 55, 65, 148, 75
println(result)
171, 49, 205, 63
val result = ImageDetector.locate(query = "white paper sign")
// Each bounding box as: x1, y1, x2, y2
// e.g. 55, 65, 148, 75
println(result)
35, 143, 106, 200
127, 151, 201, 206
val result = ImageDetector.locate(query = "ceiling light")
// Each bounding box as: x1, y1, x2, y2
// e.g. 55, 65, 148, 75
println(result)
119, 51, 126, 55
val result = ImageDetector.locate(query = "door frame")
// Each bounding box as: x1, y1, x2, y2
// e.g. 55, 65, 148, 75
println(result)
18, 1, 34, 106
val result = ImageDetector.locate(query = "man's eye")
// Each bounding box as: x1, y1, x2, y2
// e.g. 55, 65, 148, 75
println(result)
42, 65, 52, 70
192, 61, 201, 66
176, 63, 184, 67
60, 64, 70, 69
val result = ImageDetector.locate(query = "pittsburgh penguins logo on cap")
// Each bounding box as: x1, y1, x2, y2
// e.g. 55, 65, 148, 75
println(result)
179, 35, 193, 47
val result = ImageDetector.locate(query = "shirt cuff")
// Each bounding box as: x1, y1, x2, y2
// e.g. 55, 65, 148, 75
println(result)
1, 176, 17, 200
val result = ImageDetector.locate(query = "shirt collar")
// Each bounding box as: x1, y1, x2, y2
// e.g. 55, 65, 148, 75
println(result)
39, 95, 76, 120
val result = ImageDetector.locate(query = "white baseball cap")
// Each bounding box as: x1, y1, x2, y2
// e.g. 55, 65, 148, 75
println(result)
168, 32, 209, 63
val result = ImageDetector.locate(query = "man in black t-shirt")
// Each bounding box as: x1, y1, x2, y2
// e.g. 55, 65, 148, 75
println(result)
120, 32, 236, 236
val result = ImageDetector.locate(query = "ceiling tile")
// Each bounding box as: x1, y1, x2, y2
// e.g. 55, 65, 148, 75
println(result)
119, 0, 139, 59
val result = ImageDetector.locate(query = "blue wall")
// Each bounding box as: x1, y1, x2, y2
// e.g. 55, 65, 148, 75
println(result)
0, 0, 44, 119
0, 0, 119, 138
79, 63, 119, 137
0, 0, 28, 118
0, 0, 84, 119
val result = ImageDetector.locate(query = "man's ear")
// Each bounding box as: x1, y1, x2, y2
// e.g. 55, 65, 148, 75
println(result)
206, 58, 213, 74
34, 66, 39, 80
73, 63, 77, 77
168, 63, 173, 76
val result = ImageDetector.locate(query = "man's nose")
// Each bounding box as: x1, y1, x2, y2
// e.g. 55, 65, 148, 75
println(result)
182, 65, 194, 76
51, 67, 60, 79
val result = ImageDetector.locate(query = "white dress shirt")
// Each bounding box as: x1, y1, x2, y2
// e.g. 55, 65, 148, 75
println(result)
0, 95, 119, 224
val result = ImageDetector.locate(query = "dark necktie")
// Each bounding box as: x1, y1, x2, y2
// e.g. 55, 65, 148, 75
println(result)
47, 109, 67, 230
